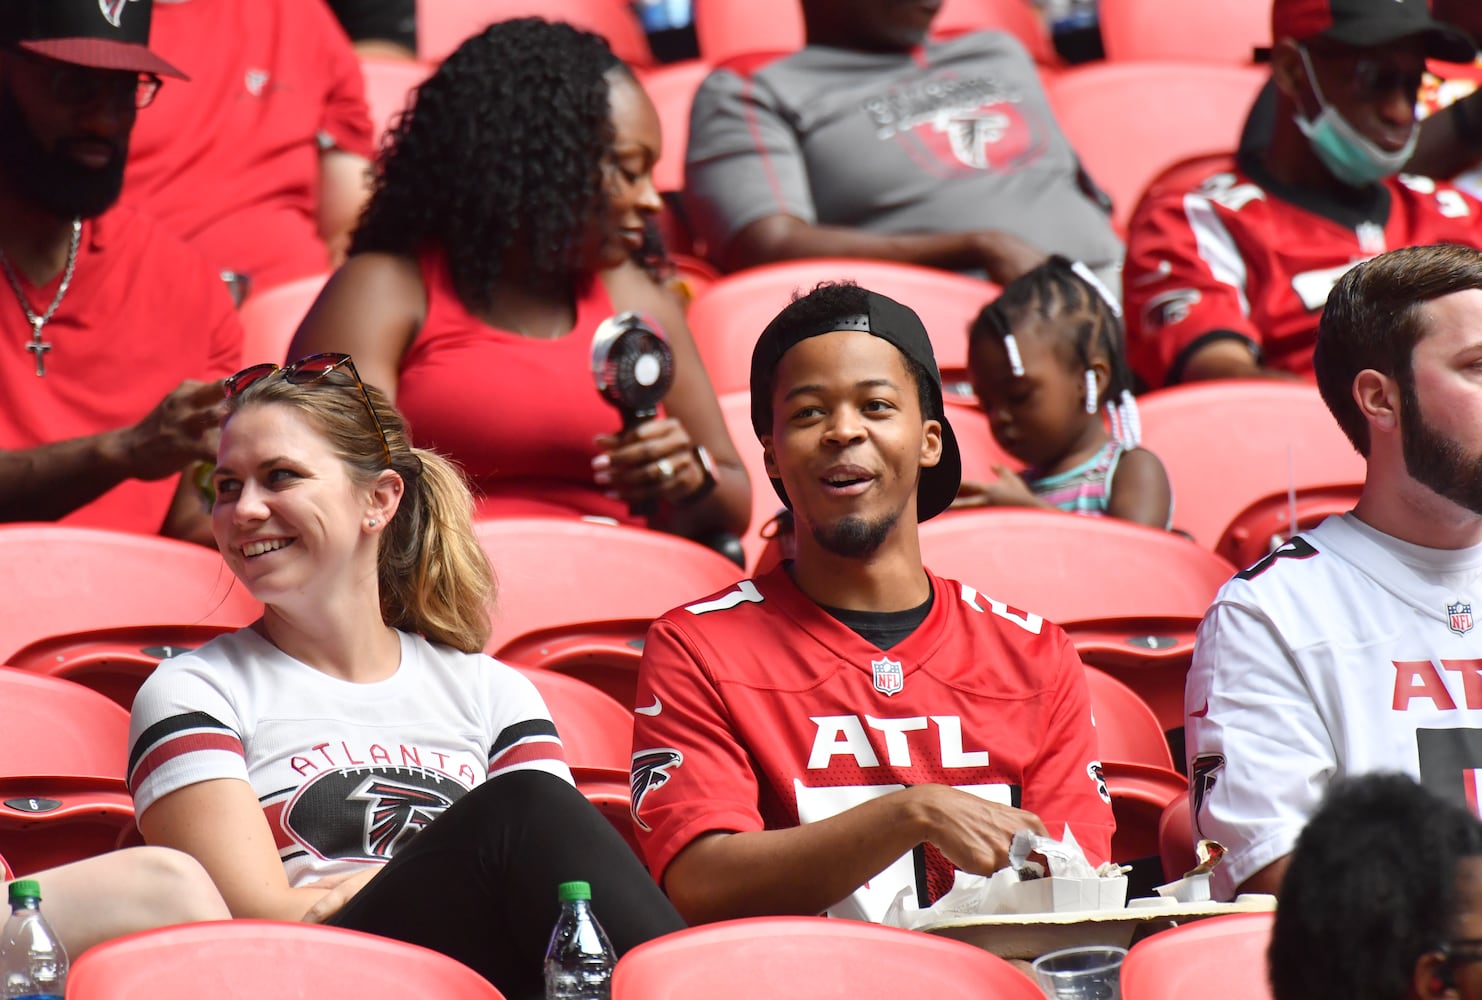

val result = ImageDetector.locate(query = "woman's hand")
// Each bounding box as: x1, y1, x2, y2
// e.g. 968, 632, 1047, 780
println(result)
952, 465, 1041, 509
594, 418, 709, 508
301, 867, 379, 924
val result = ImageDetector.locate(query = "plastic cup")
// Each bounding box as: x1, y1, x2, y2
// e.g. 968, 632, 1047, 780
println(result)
1031, 945, 1126, 1000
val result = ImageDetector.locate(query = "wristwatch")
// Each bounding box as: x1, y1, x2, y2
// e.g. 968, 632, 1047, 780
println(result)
681, 445, 719, 505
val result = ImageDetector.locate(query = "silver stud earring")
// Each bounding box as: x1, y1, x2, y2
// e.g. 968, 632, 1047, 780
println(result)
367, 519, 378, 527
1084, 369, 1099, 414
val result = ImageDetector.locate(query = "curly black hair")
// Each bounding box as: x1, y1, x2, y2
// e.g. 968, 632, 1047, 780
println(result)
351, 18, 633, 314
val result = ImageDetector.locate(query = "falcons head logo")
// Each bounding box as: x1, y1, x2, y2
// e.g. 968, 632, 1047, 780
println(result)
630, 748, 683, 832
1190, 753, 1224, 839
99, 0, 140, 29
284, 765, 466, 862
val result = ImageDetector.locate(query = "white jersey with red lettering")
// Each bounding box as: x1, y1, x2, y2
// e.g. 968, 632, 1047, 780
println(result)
128, 627, 571, 887
1187, 513, 1482, 899
630, 566, 1114, 923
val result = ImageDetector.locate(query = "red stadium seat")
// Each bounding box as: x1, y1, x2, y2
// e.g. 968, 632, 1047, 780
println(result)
716, 391, 784, 570
1085, 667, 1173, 771
359, 56, 433, 149
944, 397, 1027, 475
1158, 794, 1196, 882
417, 0, 652, 67
0, 668, 137, 874
694, 0, 1056, 65
239, 272, 331, 367
613, 916, 1045, 1000
1102, 760, 1187, 868
67, 919, 508, 1000
515, 668, 633, 773
687, 258, 994, 397
635, 59, 712, 194
1046, 62, 1266, 233
1214, 483, 1363, 570
4, 623, 237, 709
918, 509, 1235, 741
0, 850, 11, 880
1098, 0, 1271, 64
1121, 912, 1276, 1000
1137, 380, 1365, 551
0, 524, 261, 670
568, 765, 642, 857
476, 518, 744, 708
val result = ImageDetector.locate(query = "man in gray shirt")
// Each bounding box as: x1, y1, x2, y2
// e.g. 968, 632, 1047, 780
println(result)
683, 0, 1124, 289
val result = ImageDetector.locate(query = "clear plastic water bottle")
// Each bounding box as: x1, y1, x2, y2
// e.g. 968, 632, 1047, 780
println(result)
0, 880, 68, 1000
543, 880, 615, 1000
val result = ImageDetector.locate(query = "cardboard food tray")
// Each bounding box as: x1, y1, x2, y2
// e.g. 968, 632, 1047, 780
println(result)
922, 894, 1277, 960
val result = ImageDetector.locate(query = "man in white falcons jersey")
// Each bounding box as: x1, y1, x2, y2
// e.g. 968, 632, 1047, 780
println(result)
629, 282, 1113, 924
1189, 243, 1482, 901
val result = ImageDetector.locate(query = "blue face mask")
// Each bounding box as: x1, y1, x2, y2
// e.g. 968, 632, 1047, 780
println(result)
1292, 45, 1418, 188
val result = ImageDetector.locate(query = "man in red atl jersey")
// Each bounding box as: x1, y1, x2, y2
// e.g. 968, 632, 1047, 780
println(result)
630, 282, 1113, 925
1123, 0, 1481, 389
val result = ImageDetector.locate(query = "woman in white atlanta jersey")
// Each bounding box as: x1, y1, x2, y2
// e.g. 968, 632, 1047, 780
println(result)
127, 354, 681, 1000
1188, 245, 1482, 904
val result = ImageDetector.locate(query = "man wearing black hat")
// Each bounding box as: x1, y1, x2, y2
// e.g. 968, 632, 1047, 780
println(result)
1122, 0, 1482, 389
0, 0, 242, 539
629, 282, 1113, 924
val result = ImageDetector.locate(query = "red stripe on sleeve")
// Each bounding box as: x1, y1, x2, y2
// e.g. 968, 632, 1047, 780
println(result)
488, 739, 567, 774
130, 731, 245, 790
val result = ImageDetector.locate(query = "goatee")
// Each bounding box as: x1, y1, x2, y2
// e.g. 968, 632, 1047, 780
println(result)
812, 513, 898, 559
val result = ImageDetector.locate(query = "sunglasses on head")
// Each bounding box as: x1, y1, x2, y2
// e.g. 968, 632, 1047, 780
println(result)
225, 352, 392, 466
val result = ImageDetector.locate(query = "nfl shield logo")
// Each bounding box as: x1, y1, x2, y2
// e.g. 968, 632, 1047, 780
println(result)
871, 657, 903, 697
1450, 602, 1474, 637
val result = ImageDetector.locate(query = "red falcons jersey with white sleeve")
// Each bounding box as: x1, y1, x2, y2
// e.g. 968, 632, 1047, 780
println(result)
1123, 160, 1482, 387
1188, 514, 1482, 899
630, 566, 1113, 922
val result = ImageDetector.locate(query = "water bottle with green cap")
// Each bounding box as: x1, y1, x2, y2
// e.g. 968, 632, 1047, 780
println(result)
0, 880, 67, 1000
544, 880, 615, 1000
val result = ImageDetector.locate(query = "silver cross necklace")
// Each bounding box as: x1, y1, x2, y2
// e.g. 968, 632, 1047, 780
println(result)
0, 218, 82, 377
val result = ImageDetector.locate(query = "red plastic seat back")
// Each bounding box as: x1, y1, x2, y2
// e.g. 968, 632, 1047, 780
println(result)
635, 59, 713, 194
476, 517, 745, 653
239, 272, 330, 367
613, 916, 1045, 1000
688, 259, 995, 396
1099, 0, 1271, 63
1121, 912, 1276, 1000
1046, 62, 1265, 233
515, 668, 633, 772
359, 57, 434, 150
1085, 667, 1173, 770
0, 524, 260, 667
1158, 793, 1196, 882
68, 919, 508, 1000
1137, 381, 1365, 550
417, 0, 652, 67
694, 0, 1056, 65
0, 667, 137, 873
918, 509, 1235, 625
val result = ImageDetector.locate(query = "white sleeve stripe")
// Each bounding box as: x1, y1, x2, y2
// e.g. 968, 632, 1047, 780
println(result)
684, 579, 764, 615
1184, 192, 1251, 316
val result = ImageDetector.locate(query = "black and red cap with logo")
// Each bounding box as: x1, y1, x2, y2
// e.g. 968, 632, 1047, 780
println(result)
1, 0, 188, 80
749, 286, 963, 523
1271, 0, 1476, 61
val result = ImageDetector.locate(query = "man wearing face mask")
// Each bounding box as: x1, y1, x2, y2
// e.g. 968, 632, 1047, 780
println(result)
1121, 0, 1481, 389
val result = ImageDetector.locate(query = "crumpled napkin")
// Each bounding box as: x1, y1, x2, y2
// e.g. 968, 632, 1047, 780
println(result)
882, 827, 1127, 930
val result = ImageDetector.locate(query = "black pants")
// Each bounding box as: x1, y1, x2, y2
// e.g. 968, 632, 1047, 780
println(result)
327, 770, 684, 1000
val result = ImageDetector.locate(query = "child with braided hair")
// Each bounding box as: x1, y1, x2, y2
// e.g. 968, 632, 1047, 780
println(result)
955, 256, 1173, 529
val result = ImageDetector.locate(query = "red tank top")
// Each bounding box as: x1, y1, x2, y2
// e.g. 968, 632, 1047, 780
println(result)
397, 251, 639, 524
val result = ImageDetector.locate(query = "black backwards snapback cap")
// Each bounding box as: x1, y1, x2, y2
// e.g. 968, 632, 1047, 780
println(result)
749, 287, 963, 522
1272, 0, 1475, 62
2, 0, 188, 80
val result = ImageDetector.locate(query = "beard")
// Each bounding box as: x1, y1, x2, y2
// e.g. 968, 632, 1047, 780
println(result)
811, 512, 898, 559
0, 89, 128, 220
1401, 380, 1482, 516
